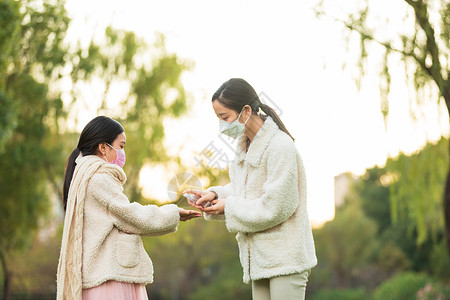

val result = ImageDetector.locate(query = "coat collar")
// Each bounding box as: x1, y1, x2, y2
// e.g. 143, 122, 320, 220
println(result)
235, 116, 279, 167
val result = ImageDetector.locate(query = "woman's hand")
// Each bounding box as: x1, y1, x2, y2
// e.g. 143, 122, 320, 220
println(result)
179, 208, 202, 221
182, 189, 217, 209
202, 198, 225, 215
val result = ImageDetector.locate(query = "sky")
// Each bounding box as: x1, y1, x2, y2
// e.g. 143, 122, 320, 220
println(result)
63, 0, 449, 226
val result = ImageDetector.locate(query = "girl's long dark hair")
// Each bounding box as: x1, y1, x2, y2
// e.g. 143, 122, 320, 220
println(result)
63, 116, 124, 210
212, 78, 294, 141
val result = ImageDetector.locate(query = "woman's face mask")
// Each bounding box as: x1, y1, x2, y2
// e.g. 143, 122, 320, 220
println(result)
104, 143, 126, 168
219, 107, 250, 139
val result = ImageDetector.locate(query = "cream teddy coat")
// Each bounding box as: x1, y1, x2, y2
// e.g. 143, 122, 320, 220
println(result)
57, 155, 180, 300
205, 116, 317, 283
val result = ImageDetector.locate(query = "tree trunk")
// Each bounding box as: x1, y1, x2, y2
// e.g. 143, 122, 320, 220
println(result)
0, 252, 11, 300
445, 164, 450, 259
445, 92, 450, 260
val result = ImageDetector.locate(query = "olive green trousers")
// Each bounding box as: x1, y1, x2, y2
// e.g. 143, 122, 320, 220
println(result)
251, 270, 311, 300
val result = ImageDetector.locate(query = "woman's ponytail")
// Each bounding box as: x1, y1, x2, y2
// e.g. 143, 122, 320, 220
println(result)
259, 103, 295, 141
63, 148, 80, 211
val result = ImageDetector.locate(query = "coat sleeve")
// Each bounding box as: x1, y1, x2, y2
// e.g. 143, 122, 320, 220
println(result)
224, 141, 301, 233
202, 163, 236, 221
201, 183, 233, 221
88, 174, 180, 236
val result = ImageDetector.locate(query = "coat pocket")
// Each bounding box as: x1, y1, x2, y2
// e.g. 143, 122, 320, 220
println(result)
116, 232, 140, 268
251, 232, 284, 269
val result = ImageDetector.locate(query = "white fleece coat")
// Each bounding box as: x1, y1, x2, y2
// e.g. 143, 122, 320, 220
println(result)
205, 117, 317, 283
57, 155, 180, 299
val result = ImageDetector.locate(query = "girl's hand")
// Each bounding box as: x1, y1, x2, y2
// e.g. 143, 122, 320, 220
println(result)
182, 189, 217, 209
202, 198, 225, 215
179, 208, 202, 221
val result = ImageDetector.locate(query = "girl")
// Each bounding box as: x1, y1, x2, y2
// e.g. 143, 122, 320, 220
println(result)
57, 116, 201, 300
185, 78, 317, 300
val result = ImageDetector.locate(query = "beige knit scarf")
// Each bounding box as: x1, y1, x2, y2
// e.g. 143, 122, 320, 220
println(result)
56, 155, 126, 300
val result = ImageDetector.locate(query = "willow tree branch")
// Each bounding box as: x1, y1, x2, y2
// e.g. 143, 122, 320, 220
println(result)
343, 22, 431, 76
316, 2, 449, 104
314, 9, 427, 68
404, 0, 446, 97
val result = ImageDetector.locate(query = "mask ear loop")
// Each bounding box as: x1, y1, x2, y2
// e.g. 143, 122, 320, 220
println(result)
106, 143, 120, 163
102, 143, 109, 162
241, 105, 251, 125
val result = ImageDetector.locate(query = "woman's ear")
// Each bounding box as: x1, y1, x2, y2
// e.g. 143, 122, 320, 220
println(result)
244, 105, 252, 119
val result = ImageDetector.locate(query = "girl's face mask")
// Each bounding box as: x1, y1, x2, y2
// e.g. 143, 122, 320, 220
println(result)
104, 143, 126, 168
219, 107, 250, 139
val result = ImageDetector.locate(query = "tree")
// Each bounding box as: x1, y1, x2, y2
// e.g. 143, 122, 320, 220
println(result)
388, 138, 448, 244
0, 0, 20, 154
0, 0, 191, 298
0, 1, 69, 298
68, 28, 191, 203
357, 145, 449, 276
311, 201, 380, 290
316, 0, 450, 256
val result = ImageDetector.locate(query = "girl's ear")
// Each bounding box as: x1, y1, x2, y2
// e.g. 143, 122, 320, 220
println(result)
98, 143, 107, 155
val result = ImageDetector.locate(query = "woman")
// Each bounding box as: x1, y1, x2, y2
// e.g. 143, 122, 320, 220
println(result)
57, 116, 201, 300
185, 78, 317, 300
